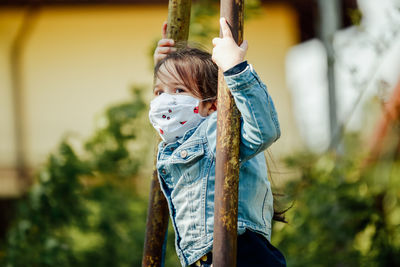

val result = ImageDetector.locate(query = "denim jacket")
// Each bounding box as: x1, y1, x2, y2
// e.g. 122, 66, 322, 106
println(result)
156, 63, 281, 266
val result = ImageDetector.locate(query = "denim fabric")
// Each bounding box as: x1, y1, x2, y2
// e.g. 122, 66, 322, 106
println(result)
223, 60, 248, 76
156, 64, 281, 266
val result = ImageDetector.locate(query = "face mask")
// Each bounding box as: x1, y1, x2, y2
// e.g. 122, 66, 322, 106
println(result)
149, 93, 212, 143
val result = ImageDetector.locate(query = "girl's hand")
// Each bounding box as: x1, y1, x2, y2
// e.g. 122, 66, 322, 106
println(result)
212, 17, 248, 72
154, 21, 177, 65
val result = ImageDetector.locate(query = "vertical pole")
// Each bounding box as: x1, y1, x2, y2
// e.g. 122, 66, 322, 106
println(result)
142, 160, 169, 267
142, 1, 191, 267
213, 0, 244, 266
317, 0, 342, 149
10, 6, 40, 190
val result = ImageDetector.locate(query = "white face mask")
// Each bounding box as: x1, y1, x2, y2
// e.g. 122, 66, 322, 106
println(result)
149, 93, 211, 143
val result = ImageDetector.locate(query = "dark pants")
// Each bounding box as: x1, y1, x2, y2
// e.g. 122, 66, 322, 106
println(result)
190, 230, 287, 267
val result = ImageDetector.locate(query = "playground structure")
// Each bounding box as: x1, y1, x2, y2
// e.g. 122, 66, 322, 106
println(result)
142, 0, 244, 266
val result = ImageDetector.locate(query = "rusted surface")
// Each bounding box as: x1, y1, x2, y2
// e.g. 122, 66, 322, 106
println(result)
142, 163, 169, 267
142, 1, 191, 266
167, 0, 192, 41
213, 1, 244, 266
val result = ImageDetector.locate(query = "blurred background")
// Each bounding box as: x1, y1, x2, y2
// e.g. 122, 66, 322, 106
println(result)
0, 0, 399, 266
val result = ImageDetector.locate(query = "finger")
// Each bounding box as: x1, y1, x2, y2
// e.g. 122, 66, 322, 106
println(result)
240, 40, 248, 52
162, 21, 168, 39
157, 38, 175, 47
212, 37, 222, 47
156, 46, 177, 54
220, 17, 233, 38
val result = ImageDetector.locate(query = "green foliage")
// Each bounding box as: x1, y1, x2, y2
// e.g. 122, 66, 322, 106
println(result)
190, 0, 262, 45
272, 135, 400, 266
189, 0, 219, 45
0, 88, 180, 267
3, 142, 89, 266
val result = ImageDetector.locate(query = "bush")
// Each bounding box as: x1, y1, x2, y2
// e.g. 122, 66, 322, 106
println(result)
272, 135, 400, 266
0, 89, 180, 267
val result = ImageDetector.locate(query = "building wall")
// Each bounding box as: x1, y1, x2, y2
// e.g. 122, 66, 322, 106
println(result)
0, 4, 301, 195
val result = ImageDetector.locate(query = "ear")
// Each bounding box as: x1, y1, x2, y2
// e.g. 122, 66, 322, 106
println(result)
207, 100, 217, 116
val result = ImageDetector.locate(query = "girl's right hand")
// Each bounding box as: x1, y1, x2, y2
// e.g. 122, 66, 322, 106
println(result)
154, 21, 176, 65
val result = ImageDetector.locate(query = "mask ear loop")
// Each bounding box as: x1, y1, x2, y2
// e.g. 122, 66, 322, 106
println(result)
200, 96, 217, 102
197, 96, 217, 118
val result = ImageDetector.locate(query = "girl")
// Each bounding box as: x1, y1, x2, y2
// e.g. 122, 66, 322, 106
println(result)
150, 18, 286, 267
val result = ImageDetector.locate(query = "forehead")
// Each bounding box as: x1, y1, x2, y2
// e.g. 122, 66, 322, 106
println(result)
155, 61, 184, 86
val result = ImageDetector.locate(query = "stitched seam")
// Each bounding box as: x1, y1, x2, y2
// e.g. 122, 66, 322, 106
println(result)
269, 98, 281, 141
244, 81, 280, 143
242, 66, 278, 135
205, 115, 216, 158
261, 184, 268, 226
243, 89, 265, 158
223, 64, 250, 78
228, 75, 258, 92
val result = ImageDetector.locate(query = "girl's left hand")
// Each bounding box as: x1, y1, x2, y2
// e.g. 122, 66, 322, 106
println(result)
212, 17, 248, 72
154, 21, 176, 65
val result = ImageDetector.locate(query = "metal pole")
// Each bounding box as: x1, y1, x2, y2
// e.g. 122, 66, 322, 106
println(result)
317, 0, 341, 149
212, 0, 243, 266
142, 160, 170, 267
142, 1, 191, 266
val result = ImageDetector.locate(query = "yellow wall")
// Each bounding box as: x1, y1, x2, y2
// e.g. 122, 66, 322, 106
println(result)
0, 4, 301, 194
244, 4, 300, 157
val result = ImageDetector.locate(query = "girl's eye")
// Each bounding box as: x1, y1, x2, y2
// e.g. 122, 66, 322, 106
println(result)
154, 90, 163, 96
175, 88, 186, 93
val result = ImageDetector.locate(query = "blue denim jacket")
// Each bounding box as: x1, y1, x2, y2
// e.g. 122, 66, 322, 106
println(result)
156, 63, 281, 266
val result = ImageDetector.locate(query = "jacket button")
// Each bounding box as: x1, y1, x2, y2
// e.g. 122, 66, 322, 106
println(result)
161, 169, 166, 175
180, 150, 188, 158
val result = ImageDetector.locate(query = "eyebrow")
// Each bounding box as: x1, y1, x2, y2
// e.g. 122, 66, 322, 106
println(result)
153, 82, 188, 92
155, 81, 187, 88
168, 81, 186, 86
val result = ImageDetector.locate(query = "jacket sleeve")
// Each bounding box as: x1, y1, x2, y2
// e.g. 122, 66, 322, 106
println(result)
223, 63, 281, 162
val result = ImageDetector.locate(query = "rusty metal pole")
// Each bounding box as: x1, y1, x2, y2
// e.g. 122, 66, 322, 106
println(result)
142, 162, 169, 267
212, 0, 244, 266
142, 1, 191, 266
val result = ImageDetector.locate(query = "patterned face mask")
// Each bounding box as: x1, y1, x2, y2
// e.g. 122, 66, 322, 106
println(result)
149, 93, 212, 143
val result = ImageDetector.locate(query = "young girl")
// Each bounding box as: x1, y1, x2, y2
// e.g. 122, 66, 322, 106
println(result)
150, 18, 286, 267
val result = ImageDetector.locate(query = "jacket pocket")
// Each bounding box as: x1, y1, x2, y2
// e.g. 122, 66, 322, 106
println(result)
170, 138, 207, 184
170, 139, 205, 164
